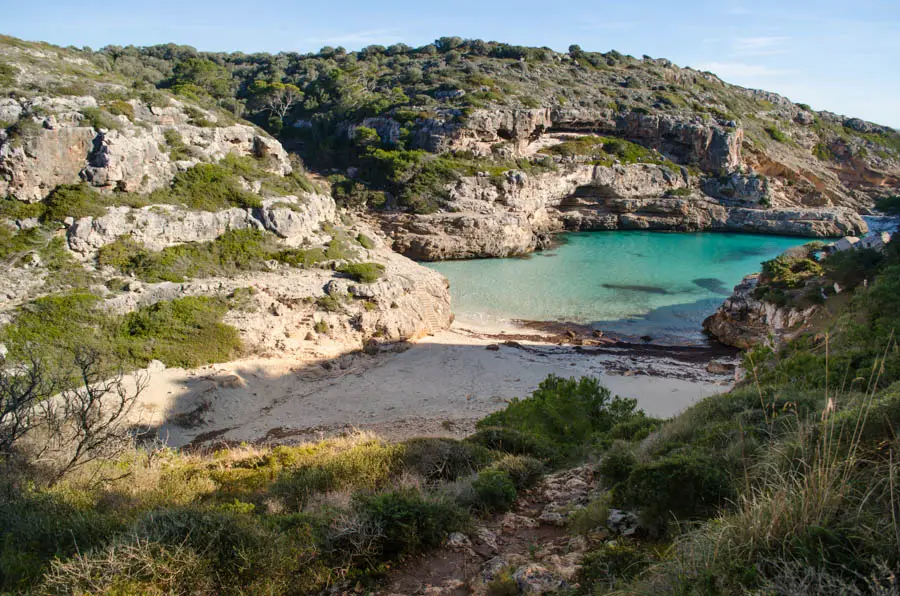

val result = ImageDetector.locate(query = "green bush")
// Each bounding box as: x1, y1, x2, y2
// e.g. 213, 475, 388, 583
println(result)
402, 437, 492, 482
578, 541, 652, 588
99, 229, 297, 282
598, 441, 637, 487
351, 489, 467, 559
477, 375, 643, 462
134, 507, 285, 587
0, 61, 17, 87
357, 233, 376, 249
80, 107, 121, 131
0, 226, 45, 261
822, 248, 883, 290
158, 162, 261, 210
41, 184, 109, 222
470, 469, 518, 513
337, 262, 385, 283
118, 296, 242, 368
619, 453, 733, 534
765, 126, 789, 143
163, 129, 191, 160
0, 493, 124, 590
465, 426, 553, 459
489, 455, 544, 490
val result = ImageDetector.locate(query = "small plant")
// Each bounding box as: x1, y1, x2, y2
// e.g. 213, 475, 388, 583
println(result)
337, 262, 385, 283
356, 233, 376, 249
765, 126, 789, 143
313, 319, 329, 334
471, 469, 517, 513
163, 129, 192, 161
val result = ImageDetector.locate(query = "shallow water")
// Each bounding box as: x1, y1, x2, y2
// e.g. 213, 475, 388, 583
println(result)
426, 231, 812, 344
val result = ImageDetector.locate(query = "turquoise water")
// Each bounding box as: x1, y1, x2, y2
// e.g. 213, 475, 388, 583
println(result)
426, 231, 811, 344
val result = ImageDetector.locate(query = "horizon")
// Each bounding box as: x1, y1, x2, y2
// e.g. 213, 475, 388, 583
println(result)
2, 0, 899, 128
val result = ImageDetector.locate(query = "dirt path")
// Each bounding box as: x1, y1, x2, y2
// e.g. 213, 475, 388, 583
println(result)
380, 466, 605, 595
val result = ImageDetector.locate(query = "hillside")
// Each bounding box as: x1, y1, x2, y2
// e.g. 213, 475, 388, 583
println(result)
3, 35, 898, 261
0, 33, 899, 596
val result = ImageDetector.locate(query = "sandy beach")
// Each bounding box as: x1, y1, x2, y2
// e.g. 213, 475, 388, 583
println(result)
130, 317, 735, 448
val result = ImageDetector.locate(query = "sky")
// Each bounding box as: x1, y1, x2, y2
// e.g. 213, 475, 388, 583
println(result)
3, 0, 899, 127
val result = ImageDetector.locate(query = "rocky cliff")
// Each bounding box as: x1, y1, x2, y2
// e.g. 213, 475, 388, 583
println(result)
381, 160, 867, 261
0, 84, 452, 360
702, 273, 819, 349
0, 95, 290, 201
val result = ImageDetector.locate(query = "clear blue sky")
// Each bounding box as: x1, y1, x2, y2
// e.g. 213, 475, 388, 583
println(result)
4, 0, 899, 127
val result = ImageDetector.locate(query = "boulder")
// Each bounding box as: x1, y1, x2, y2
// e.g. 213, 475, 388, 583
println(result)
512, 564, 567, 594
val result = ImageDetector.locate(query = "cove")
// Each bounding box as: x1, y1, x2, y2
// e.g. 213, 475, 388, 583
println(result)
425, 231, 811, 344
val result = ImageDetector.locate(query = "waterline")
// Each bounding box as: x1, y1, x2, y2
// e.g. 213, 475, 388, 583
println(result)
426, 231, 812, 344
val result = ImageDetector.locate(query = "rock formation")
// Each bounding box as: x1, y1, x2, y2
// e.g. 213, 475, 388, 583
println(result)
702, 274, 819, 349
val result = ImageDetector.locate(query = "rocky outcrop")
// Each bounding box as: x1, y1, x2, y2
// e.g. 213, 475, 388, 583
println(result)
414, 107, 743, 173
67, 193, 336, 256
0, 96, 291, 201
381, 162, 868, 260
0, 124, 97, 202
703, 274, 819, 348
100, 235, 453, 356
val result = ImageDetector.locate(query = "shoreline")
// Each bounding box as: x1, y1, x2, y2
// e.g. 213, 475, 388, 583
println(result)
130, 317, 736, 450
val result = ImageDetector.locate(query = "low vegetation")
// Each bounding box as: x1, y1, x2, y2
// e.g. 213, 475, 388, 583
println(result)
0, 375, 632, 593
540, 135, 680, 171
1, 293, 241, 371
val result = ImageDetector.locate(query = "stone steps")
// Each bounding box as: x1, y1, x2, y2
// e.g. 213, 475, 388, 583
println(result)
413, 288, 443, 334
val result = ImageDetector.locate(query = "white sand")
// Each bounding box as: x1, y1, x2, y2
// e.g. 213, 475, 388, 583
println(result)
131, 321, 731, 447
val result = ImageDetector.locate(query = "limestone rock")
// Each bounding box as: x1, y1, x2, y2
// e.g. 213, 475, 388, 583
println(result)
67, 194, 336, 256
0, 96, 290, 202
512, 564, 567, 594
0, 122, 96, 202
703, 274, 820, 349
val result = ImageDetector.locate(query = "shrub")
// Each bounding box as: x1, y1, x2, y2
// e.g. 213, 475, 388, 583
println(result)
337, 262, 385, 283
489, 455, 544, 490
578, 541, 652, 589
80, 107, 120, 131
41, 184, 109, 222
105, 100, 135, 121
163, 129, 191, 160
823, 247, 883, 290
465, 426, 553, 459
356, 233, 376, 249
100, 229, 286, 282
351, 489, 467, 559
485, 571, 519, 596
765, 126, 789, 143
470, 469, 517, 513
0, 61, 17, 87
118, 296, 242, 368
0, 493, 123, 590
619, 453, 733, 534
41, 538, 213, 595
158, 162, 261, 210
402, 437, 492, 482
598, 441, 637, 487
477, 375, 643, 462
567, 494, 611, 535
133, 507, 283, 586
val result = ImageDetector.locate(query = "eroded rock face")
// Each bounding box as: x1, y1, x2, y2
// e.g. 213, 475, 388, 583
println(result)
0, 96, 291, 201
703, 274, 819, 349
0, 123, 96, 202
100, 228, 453, 355
381, 163, 867, 260
414, 107, 743, 173
67, 194, 337, 256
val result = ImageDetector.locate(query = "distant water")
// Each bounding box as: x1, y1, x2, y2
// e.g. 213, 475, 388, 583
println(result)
426, 231, 812, 344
